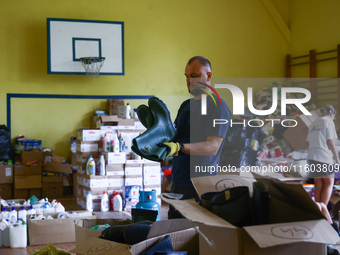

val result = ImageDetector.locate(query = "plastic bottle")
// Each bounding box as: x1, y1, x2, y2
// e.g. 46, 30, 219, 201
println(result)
109, 193, 116, 211
126, 103, 131, 119
89, 158, 96, 176
101, 134, 107, 152
86, 191, 93, 212
0, 222, 2, 247
113, 133, 120, 153
133, 108, 138, 119
101, 191, 109, 212
122, 133, 132, 153
113, 192, 123, 212
104, 133, 111, 152
2, 219, 10, 247
86, 155, 93, 175
18, 206, 27, 223
9, 207, 17, 224
118, 133, 123, 152
99, 155, 106, 176
9, 221, 27, 248
27, 205, 36, 219
1, 208, 9, 221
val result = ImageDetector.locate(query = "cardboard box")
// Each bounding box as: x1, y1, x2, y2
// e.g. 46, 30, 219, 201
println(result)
82, 175, 108, 188
21, 149, 43, 165
73, 219, 198, 255
125, 176, 143, 186
12, 188, 42, 199
0, 184, 12, 199
125, 164, 143, 176
77, 129, 101, 142
77, 151, 100, 163
14, 175, 42, 189
106, 164, 125, 176
0, 165, 13, 184
143, 172, 161, 186
162, 175, 340, 255
77, 141, 99, 153
107, 176, 125, 187
28, 211, 96, 245
106, 152, 126, 164
44, 162, 73, 174
107, 99, 125, 116
42, 176, 63, 198
14, 165, 42, 176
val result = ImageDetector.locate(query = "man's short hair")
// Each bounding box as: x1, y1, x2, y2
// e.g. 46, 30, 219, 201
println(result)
187, 56, 212, 71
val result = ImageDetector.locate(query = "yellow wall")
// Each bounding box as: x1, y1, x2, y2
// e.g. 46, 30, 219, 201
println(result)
1, 0, 289, 157
290, 0, 340, 78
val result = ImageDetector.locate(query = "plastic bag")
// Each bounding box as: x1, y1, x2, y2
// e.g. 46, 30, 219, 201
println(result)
30, 243, 70, 255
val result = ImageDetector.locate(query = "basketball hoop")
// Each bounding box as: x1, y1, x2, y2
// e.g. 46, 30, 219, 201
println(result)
79, 57, 105, 77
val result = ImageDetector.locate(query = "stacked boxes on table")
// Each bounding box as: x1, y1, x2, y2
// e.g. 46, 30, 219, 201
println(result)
0, 164, 13, 199
75, 116, 162, 211
14, 149, 43, 199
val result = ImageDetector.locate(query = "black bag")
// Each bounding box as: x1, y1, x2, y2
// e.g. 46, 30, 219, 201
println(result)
0, 125, 11, 161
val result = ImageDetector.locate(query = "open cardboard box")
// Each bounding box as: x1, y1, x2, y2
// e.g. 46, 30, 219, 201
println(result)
28, 211, 96, 245
161, 175, 340, 255
72, 218, 199, 255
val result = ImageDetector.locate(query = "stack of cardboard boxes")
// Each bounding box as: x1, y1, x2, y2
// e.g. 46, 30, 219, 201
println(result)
0, 164, 13, 199
75, 115, 162, 211
13, 149, 43, 199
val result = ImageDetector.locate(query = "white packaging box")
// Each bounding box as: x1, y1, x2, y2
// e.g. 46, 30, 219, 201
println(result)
77, 129, 101, 142
143, 164, 161, 175
77, 197, 85, 209
77, 141, 99, 153
143, 173, 162, 186
106, 170, 125, 177
82, 176, 108, 188
77, 165, 86, 174
76, 174, 84, 186
125, 164, 143, 176
107, 176, 125, 187
125, 176, 143, 186
77, 185, 82, 196
106, 152, 126, 164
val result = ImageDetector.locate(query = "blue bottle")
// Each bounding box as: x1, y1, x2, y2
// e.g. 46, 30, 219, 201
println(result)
136, 190, 160, 221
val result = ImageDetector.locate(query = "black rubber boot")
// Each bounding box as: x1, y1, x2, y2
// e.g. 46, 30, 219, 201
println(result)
137, 104, 154, 129
211, 186, 252, 227
252, 182, 270, 225
132, 97, 176, 162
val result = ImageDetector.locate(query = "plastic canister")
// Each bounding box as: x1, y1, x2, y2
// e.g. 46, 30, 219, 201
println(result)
99, 155, 106, 176
125, 103, 131, 119
2, 219, 10, 247
9, 221, 27, 248
101, 191, 109, 212
113, 193, 123, 212
136, 190, 160, 221
27, 205, 36, 219
86, 191, 93, 212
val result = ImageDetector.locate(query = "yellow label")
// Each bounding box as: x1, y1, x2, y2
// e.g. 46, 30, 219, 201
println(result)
224, 190, 230, 201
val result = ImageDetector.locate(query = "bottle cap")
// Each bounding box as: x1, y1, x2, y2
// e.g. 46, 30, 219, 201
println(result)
21, 206, 24, 210
12, 206, 15, 210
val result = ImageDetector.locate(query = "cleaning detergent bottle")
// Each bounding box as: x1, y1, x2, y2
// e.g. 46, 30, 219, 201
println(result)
99, 154, 106, 176
101, 191, 109, 212
113, 192, 123, 212
1, 208, 9, 221
9, 207, 17, 224
118, 133, 123, 152
104, 133, 111, 152
18, 206, 27, 223
86, 155, 96, 176
27, 205, 36, 219
126, 103, 131, 119
9, 221, 27, 248
86, 191, 93, 212
113, 133, 120, 153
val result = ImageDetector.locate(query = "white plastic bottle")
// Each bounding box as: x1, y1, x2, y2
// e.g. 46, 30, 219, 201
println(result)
0, 222, 2, 247
101, 191, 109, 212
9, 207, 17, 224
133, 108, 138, 119
104, 133, 111, 152
113, 192, 123, 212
2, 219, 10, 247
18, 206, 27, 223
86, 191, 93, 212
126, 103, 131, 119
27, 205, 36, 219
122, 133, 132, 153
1, 208, 9, 221
9, 221, 27, 248
113, 133, 120, 153
89, 158, 96, 176
99, 155, 106, 176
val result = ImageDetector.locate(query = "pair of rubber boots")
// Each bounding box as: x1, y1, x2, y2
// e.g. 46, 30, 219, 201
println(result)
132, 97, 176, 162
200, 182, 270, 227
